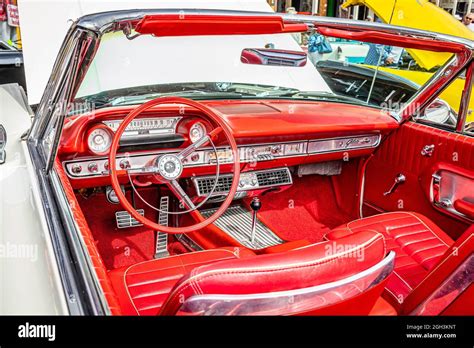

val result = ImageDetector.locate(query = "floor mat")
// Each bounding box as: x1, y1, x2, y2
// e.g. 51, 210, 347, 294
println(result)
76, 188, 187, 270
255, 174, 352, 243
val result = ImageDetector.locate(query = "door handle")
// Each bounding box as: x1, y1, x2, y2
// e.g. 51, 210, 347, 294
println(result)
421, 144, 435, 157
0, 125, 6, 165
384, 174, 406, 196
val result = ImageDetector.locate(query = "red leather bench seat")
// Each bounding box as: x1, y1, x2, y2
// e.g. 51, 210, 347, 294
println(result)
326, 212, 454, 308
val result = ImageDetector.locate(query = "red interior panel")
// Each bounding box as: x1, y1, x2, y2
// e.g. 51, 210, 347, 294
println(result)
364, 121, 473, 238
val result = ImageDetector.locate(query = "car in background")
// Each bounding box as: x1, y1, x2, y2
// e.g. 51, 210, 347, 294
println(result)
316, 60, 458, 127
341, 0, 474, 123
0, 39, 26, 91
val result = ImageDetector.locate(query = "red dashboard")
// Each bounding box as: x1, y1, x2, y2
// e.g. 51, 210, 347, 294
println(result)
59, 99, 399, 188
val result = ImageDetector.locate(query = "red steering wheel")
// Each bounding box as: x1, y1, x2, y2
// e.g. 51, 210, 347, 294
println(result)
109, 97, 240, 234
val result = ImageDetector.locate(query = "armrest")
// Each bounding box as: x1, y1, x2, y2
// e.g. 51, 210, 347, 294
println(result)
454, 197, 474, 219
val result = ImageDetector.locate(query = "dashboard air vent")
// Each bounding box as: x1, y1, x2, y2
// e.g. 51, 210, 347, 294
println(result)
193, 168, 292, 197
256, 168, 292, 187
195, 175, 233, 196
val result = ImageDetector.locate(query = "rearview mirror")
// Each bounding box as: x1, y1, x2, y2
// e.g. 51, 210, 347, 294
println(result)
241, 48, 307, 67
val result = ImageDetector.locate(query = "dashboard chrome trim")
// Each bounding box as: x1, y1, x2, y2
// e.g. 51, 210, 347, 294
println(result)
307, 134, 381, 154
63, 134, 381, 179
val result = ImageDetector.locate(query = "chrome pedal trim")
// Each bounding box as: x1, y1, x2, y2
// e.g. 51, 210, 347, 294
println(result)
202, 206, 283, 250
155, 196, 170, 259
115, 209, 144, 228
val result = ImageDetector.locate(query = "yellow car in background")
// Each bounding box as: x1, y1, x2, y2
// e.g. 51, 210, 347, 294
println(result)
342, 0, 474, 123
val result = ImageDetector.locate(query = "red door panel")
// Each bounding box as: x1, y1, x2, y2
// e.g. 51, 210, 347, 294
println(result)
364, 121, 473, 239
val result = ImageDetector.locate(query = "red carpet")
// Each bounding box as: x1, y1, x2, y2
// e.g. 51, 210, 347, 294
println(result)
76, 173, 356, 267
255, 174, 353, 243
76, 188, 187, 270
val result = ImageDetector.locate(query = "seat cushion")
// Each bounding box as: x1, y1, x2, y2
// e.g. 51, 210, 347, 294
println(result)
325, 212, 454, 306
108, 248, 255, 315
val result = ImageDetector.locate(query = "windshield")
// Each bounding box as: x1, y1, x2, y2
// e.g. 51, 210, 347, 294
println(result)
73, 30, 454, 116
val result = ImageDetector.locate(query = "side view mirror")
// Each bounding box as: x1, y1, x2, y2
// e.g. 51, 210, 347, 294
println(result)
241, 48, 307, 67
418, 99, 455, 126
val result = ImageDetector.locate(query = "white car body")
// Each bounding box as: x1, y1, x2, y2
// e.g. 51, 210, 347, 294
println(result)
0, 85, 67, 314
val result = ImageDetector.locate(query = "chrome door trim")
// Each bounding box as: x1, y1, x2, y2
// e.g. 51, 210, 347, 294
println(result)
26, 140, 108, 315
456, 62, 474, 134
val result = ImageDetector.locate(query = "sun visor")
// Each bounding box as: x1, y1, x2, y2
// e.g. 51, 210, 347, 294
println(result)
135, 14, 309, 37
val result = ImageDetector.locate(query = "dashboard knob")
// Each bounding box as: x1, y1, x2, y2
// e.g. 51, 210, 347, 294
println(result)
120, 159, 131, 169
104, 161, 109, 171
88, 162, 99, 173
71, 164, 82, 174
271, 145, 281, 155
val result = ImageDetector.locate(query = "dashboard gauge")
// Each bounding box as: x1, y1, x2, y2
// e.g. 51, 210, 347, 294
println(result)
87, 126, 113, 155
189, 122, 206, 143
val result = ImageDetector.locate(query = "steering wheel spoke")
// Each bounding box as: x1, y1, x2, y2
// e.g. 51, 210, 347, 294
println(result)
177, 126, 223, 161
168, 179, 196, 211
126, 166, 159, 175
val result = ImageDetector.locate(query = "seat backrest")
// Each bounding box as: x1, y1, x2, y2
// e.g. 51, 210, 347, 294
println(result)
402, 225, 474, 315
159, 231, 394, 315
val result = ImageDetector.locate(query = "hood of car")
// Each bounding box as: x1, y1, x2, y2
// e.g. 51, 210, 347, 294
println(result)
17, 0, 274, 105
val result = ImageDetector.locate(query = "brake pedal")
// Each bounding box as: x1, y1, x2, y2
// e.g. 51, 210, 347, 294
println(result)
154, 196, 170, 259
115, 209, 144, 229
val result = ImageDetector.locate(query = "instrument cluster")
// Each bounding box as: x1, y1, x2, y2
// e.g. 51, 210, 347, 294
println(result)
85, 116, 186, 155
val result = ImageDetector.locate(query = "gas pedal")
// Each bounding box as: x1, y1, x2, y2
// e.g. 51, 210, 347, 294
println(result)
115, 209, 144, 229
154, 196, 170, 259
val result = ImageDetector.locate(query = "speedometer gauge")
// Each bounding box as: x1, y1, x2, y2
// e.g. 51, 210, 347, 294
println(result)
87, 126, 112, 155
189, 122, 206, 143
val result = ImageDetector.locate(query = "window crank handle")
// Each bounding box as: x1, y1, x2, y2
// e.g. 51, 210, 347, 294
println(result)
384, 174, 406, 196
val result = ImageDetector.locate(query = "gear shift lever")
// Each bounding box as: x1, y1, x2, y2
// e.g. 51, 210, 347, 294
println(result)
250, 197, 261, 244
